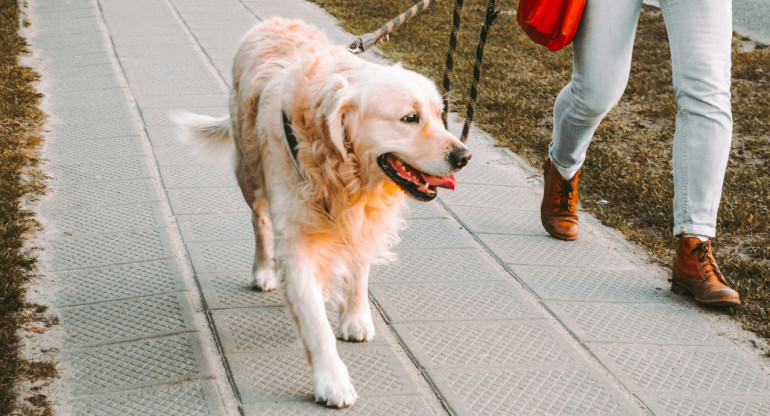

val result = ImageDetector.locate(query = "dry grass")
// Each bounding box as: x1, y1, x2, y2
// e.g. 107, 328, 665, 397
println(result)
0, 0, 54, 414
311, 1, 770, 336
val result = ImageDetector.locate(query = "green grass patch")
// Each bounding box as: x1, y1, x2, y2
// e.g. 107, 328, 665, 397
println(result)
0, 0, 52, 414
311, 1, 770, 335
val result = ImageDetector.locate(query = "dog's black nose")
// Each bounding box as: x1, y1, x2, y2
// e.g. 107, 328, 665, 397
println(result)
448, 147, 472, 170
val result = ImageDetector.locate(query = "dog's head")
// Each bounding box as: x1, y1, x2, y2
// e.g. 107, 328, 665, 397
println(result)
325, 63, 471, 201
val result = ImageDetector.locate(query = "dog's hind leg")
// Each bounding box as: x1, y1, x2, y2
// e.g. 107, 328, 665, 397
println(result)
336, 262, 375, 342
235, 159, 276, 291
249, 200, 276, 291
279, 248, 358, 408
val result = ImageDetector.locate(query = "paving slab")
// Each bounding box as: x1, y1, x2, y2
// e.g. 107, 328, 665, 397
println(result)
23, 0, 770, 414
430, 365, 644, 416
53, 260, 186, 307
69, 380, 225, 416
62, 333, 214, 396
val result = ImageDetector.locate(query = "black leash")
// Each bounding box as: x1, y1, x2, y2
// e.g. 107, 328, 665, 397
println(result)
461, 0, 499, 141
442, 0, 464, 129
282, 111, 303, 177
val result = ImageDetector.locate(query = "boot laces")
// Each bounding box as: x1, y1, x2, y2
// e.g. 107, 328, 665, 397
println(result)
555, 179, 576, 211
686, 241, 726, 283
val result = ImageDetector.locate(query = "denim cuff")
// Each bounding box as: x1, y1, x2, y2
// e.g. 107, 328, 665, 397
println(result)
673, 223, 716, 238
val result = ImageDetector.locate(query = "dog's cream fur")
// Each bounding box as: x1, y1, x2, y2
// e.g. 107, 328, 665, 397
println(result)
175, 18, 469, 408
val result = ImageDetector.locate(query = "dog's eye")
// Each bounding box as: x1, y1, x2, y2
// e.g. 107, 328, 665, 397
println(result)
401, 113, 420, 124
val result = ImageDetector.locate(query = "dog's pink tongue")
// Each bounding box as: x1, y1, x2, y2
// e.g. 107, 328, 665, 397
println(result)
424, 174, 457, 191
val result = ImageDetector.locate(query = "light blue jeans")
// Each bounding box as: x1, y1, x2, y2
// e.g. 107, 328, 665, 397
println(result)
549, 0, 733, 237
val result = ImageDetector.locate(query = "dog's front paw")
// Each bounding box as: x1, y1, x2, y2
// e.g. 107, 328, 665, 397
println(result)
313, 360, 357, 408
250, 268, 277, 292
337, 311, 375, 342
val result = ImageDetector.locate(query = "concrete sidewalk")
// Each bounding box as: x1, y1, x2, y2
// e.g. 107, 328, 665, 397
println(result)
23, 0, 770, 414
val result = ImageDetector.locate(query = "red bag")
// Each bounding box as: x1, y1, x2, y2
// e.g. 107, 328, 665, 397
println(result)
517, 0, 586, 51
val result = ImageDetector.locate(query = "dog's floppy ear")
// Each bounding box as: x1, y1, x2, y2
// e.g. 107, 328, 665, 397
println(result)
326, 74, 352, 160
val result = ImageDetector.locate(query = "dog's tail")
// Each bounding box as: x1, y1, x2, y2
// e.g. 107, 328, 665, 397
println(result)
172, 111, 233, 163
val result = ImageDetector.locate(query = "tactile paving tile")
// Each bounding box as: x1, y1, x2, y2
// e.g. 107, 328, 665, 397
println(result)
111, 40, 195, 58
394, 320, 574, 369
243, 396, 434, 416
590, 344, 770, 395
448, 205, 547, 235
167, 187, 246, 215
431, 365, 641, 416
41, 37, 103, 54
49, 157, 152, 185
398, 219, 474, 249
133, 93, 227, 109
404, 199, 444, 219
70, 380, 224, 416
46, 179, 160, 210
48, 51, 113, 69
118, 45, 200, 60
54, 259, 184, 306
644, 394, 770, 416
51, 79, 121, 99
46, 135, 145, 162
59, 292, 194, 348
479, 234, 635, 268
167, 187, 250, 214
548, 302, 725, 345
66, 334, 212, 396
35, 12, 91, 29
510, 266, 667, 302
231, 346, 419, 403
51, 62, 116, 80
126, 73, 224, 96
186, 240, 254, 274
197, 273, 285, 309
48, 100, 131, 122
214, 307, 300, 353
153, 145, 217, 166
213, 306, 386, 353
370, 248, 505, 284
47, 117, 137, 144
453, 158, 535, 186
159, 165, 236, 188
48, 73, 122, 93
116, 52, 199, 70
31, 7, 95, 21
115, 55, 209, 75
47, 228, 173, 270
145, 125, 186, 147
47, 202, 165, 236
439, 183, 541, 209
176, 212, 253, 242
370, 281, 542, 322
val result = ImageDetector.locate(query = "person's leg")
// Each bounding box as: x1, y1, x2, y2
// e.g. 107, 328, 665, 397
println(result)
542, 0, 643, 240
659, 0, 733, 238
660, 0, 739, 306
549, 0, 643, 177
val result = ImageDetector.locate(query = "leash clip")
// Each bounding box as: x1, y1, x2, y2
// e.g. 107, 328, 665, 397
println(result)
348, 33, 378, 54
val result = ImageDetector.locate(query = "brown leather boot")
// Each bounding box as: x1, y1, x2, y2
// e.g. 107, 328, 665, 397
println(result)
672, 237, 740, 307
541, 159, 579, 240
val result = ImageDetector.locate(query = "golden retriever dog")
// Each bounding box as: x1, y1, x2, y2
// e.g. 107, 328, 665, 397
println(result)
175, 18, 470, 408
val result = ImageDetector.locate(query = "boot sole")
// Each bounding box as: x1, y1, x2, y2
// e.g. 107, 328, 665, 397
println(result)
671, 280, 741, 307
541, 219, 578, 241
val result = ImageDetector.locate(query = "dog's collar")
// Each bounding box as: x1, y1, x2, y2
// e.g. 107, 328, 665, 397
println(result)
282, 110, 303, 178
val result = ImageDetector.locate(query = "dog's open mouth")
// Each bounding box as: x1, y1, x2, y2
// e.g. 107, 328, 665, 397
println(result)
377, 154, 456, 201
